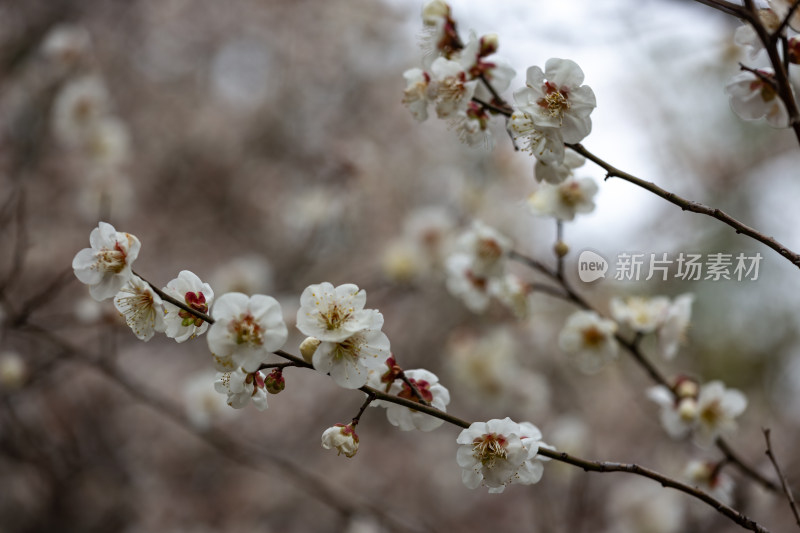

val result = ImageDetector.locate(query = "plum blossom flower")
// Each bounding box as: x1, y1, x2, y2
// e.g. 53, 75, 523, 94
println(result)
456, 417, 548, 493
402, 67, 431, 122
113, 275, 165, 341
384, 369, 450, 431
313, 327, 392, 389
445, 253, 492, 313
694, 380, 747, 447
420, 0, 459, 65
488, 274, 531, 319
455, 220, 512, 278
769, 0, 800, 31
162, 270, 214, 343
321, 423, 359, 458
53, 76, 110, 146
647, 377, 701, 440
513, 59, 596, 143
609, 295, 671, 334
207, 293, 288, 373
658, 293, 694, 360
296, 283, 379, 343
73, 221, 140, 301
558, 311, 619, 374
429, 57, 478, 119
508, 111, 565, 166
214, 367, 268, 411
183, 371, 235, 430
725, 68, 789, 127
526, 178, 598, 221
451, 102, 493, 148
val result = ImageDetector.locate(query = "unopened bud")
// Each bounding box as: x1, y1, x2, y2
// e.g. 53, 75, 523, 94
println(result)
677, 398, 698, 421
300, 336, 321, 363
422, 0, 450, 24
789, 37, 800, 64
265, 368, 285, 394
479, 33, 499, 57
675, 378, 699, 399
554, 241, 569, 258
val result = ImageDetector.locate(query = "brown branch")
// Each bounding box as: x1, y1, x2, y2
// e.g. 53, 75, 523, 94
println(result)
692, 0, 748, 18
763, 428, 800, 528
566, 143, 800, 269
509, 249, 778, 491
134, 271, 214, 324
772, 0, 800, 43
20, 324, 427, 533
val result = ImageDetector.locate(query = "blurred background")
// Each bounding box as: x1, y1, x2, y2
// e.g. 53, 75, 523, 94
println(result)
1, 0, 800, 531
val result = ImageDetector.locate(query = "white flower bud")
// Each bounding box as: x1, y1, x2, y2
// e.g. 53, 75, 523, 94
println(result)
300, 336, 321, 363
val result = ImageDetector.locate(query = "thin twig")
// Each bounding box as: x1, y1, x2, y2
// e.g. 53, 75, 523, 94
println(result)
771, 0, 800, 43
763, 428, 800, 528
567, 143, 800, 268
135, 271, 214, 324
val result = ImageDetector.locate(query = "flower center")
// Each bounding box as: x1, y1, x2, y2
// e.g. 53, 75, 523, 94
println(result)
559, 182, 584, 206
582, 325, 605, 347
231, 314, 263, 346
472, 433, 508, 467
97, 242, 127, 273
476, 237, 503, 261
179, 291, 208, 327
538, 81, 571, 121
321, 303, 353, 331
700, 399, 723, 425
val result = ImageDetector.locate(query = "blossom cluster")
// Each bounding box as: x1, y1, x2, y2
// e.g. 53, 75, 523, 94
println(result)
402, 0, 515, 148
725, 1, 800, 127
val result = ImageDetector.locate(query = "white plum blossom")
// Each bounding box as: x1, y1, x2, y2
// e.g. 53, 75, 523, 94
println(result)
385, 369, 450, 431
296, 283, 379, 343
402, 67, 430, 122
526, 178, 598, 221
214, 367, 268, 411
658, 293, 694, 360
313, 327, 392, 389
420, 0, 458, 66
162, 270, 214, 343
733, 10, 781, 61
488, 274, 531, 319
73, 221, 141, 301
113, 275, 165, 341
609, 295, 671, 334
508, 111, 565, 165
684, 460, 735, 505
534, 151, 585, 185
183, 371, 235, 430
445, 253, 491, 313
694, 380, 747, 447
451, 103, 493, 148
769, 0, 800, 31
725, 68, 789, 128
456, 417, 548, 493
207, 293, 288, 373
558, 311, 619, 374
53, 75, 110, 146
455, 220, 512, 278
513, 58, 596, 143
429, 57, 477, 119
321, 423, 359, 458
647, 380, 699, 440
